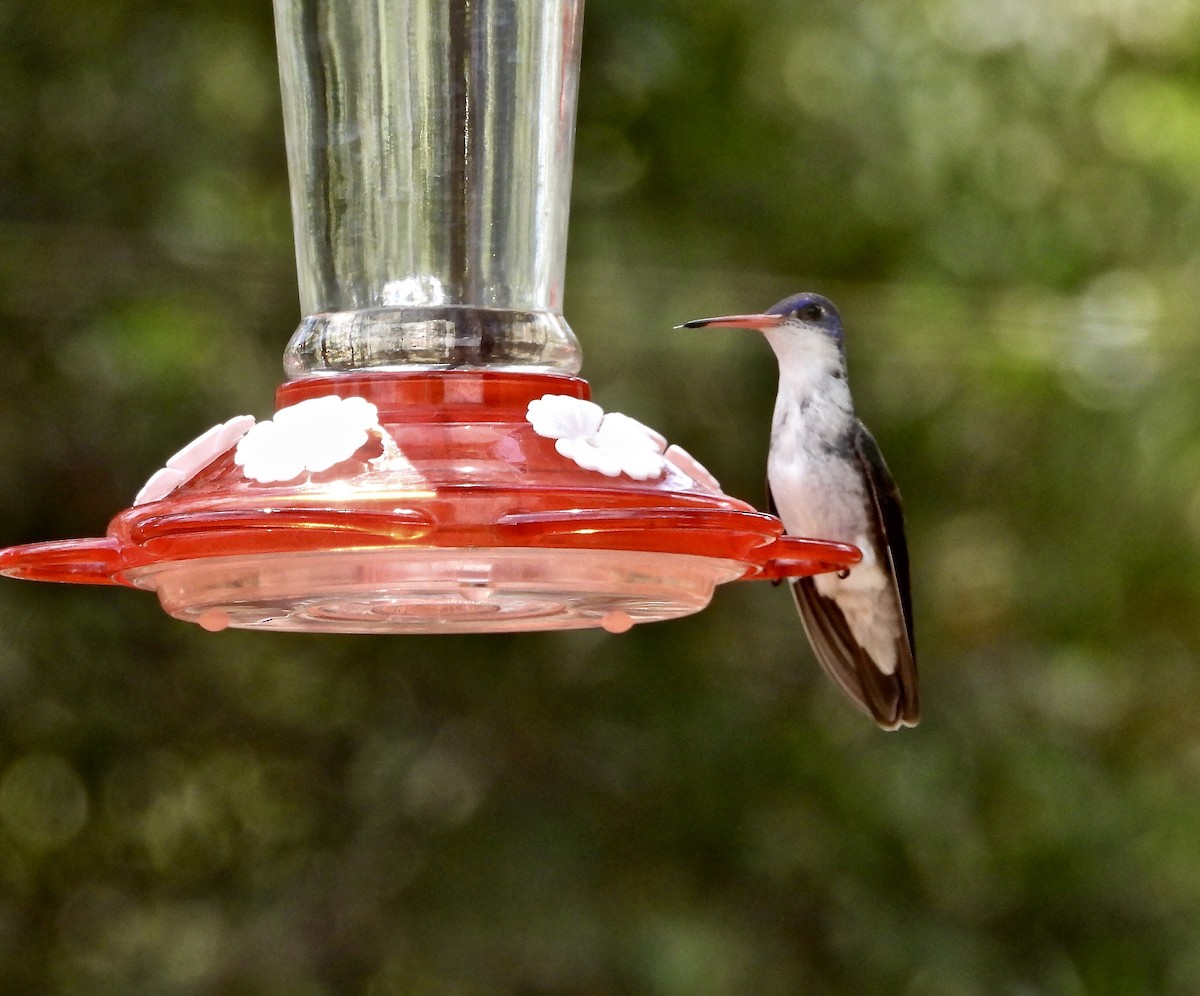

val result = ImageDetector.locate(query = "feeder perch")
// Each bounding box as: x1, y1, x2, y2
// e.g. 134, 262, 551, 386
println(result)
0, 0, 859, 633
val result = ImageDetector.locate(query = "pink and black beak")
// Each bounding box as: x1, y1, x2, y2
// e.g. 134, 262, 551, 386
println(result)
676, 313, 787, 331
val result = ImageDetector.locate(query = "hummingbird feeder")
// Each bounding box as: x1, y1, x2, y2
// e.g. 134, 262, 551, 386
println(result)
0, 0, 859, 634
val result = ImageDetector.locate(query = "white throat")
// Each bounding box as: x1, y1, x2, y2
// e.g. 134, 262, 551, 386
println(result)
762, 324, 852, 418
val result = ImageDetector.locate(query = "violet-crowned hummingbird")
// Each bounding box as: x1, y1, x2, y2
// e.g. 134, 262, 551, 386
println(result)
679, 292, 918, 729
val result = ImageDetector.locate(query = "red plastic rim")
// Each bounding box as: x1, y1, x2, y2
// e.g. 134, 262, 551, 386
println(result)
0, 371, 860, 632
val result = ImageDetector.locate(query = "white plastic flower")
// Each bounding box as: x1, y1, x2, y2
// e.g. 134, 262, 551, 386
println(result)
595, 411, 668, 453
526, 395, 668, 481
234, 395, 381, 484
134, 414, 256, 506
526, 394, 604, 441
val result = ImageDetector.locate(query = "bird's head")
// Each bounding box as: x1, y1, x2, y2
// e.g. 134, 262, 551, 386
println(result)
678, 292, 846, 375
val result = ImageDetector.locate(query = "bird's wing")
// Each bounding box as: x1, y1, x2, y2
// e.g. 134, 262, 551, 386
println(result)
769, 423, 919, 730
853, 422, 916, 666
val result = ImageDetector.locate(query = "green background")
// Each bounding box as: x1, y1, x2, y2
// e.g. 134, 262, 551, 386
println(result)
4, 0, 1200, 992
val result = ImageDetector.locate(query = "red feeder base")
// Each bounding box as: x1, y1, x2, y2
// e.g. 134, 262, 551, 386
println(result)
0, 372, 859, 633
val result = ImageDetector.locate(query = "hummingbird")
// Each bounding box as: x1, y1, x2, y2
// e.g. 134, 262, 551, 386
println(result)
679, 292, 918, 729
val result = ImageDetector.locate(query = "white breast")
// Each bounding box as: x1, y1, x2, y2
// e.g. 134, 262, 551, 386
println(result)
767, 372, 902, 675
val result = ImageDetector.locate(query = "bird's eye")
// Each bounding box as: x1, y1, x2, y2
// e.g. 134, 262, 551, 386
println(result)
797, 302, 825, 322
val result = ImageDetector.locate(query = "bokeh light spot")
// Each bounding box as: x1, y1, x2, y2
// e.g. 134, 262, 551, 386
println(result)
0, 754, 89, 850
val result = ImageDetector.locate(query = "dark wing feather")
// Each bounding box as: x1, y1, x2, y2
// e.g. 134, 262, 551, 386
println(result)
769, 422, 919, 730
854, 422, 916, 662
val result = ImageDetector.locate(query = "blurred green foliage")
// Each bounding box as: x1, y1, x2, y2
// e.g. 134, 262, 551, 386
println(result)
4, 0, 1200, 992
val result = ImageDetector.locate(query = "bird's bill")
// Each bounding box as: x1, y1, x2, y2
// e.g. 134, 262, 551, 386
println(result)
676, 313, 786, 331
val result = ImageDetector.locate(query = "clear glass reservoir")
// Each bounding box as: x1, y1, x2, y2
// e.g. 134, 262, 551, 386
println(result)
273, 0, 585, 376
